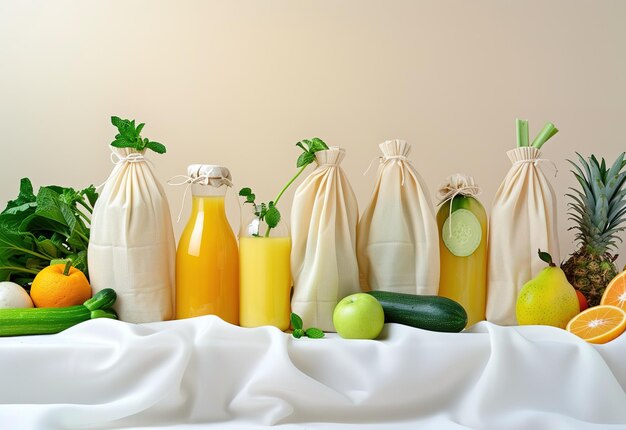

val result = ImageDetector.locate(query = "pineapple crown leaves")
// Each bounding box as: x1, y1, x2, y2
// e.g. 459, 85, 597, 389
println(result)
566, 152, 626, 253
110, 116, 166, 154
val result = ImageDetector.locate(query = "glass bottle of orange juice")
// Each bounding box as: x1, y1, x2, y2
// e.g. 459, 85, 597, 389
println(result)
175, 165, 239, 323
436, 174, 487, 327
238, 201, 291, 330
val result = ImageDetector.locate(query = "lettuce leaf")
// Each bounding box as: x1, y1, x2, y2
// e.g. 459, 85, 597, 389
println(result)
0, 178, 97, 284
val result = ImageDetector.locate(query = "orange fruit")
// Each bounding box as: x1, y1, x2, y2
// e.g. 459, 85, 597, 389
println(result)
576, 290, 588, 311
30, 263, 92, 308
600, 270, 626, 311
566, 305, 626, 344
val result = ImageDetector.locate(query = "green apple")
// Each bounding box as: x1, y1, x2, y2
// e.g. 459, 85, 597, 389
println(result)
333, 293, 385, 339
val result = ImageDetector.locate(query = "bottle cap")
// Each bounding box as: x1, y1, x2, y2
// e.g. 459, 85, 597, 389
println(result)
186, 164, 232, 187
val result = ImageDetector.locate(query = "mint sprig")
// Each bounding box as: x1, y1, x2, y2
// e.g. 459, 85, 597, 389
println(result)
239, 137, 329, 237
110, 116, 166, 154
290, 312, 325, 339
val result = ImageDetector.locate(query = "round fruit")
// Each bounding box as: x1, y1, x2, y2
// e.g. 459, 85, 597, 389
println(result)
600, 270, 626, 311
333, 293, 385, 339
566, 305, 626, 344
441, 209, 482, 257
0, 281, 34, 309
30, 263, 92, 308
576, 290, 588, 311
516, 264, 580, 329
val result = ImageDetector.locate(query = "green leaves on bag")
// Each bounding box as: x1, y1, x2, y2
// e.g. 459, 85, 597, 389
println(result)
110, 116, 166, 154
239, 138, 329, 237
296, 138, 329, 168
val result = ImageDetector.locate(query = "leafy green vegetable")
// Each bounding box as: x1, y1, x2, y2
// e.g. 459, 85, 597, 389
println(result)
110, 116, 166, 154
240, 138, 329, 237
0, 178, 98, 285
290, 312, 325, 339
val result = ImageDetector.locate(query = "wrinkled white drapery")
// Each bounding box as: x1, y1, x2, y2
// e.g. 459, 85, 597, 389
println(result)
0, 317, 624, 429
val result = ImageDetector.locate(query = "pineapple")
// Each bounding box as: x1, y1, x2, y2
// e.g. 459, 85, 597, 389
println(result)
561, 152, 626, 307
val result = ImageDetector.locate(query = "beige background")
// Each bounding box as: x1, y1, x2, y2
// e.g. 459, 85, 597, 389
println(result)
0, 0, 625, 269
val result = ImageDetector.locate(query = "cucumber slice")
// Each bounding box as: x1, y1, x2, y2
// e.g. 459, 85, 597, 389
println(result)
442, 208, 482, 257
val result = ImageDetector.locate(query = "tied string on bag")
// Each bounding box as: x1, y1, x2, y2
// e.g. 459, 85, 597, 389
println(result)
512, 158, 559, 178
167, 174, 233, 223
110, 152, 153, 165
95, 151, 154, 191
363, 155, 409, 185
438, 174, 482, 236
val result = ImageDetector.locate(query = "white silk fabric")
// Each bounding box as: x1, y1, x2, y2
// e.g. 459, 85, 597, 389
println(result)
487, 147, 560, 326
88, 147, 175, 323
291, 147, 360, 332
357, 140, 440, 295
0, 317, 624, 429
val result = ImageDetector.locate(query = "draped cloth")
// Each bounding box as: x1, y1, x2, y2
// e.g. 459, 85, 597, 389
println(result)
0, 317, 623, 429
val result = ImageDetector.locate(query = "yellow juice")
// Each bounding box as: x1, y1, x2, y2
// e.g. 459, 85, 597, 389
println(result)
437, 196, 487, 327
239, 236, 291, 330
176, 196, 239, 323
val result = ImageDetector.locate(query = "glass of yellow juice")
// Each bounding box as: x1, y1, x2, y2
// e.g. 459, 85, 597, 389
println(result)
238, 203, 291, 331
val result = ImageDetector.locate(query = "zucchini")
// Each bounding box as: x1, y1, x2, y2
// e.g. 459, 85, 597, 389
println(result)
367, 290, 467, 333
0, 288, 117, 337
84, 288, 117, 311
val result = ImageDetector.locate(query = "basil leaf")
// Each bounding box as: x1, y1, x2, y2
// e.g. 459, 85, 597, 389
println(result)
296, 152, 315, 168
264, 206, 281, 228
309, 138, 328, 152
305, 328, 325, 339
146, 141, 167, 154
290, 312, 303, 330
111, 138, 132, 149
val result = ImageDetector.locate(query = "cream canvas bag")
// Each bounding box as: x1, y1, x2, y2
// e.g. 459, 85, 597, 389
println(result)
486, 147, 560, 325
291, 147, 360, 331
88, 148, 175, 323
357, 140, 440, 295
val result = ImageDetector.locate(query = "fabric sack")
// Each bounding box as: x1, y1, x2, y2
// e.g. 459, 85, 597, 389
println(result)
88, 148, 176, 323
357, 139, 440, 295
486, 147, 560, 325
291, 147, 360, 332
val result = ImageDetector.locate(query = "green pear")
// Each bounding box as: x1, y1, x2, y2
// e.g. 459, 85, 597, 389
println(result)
516, 250, 580, 328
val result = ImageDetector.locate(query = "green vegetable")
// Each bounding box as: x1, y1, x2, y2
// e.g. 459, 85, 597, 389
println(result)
0, 288, 117, 336
84, 288, 117, 310
515, 119, 558, 150
110, 116, 166, 154
239, 138, 329, 237
531, 122, 558, 149
516, 119, 529, 148
0, 178, 97, 285
366, 291, 468, 333
290, 312, 325, 339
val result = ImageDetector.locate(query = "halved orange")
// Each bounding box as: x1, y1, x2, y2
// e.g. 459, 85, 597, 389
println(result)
566, 305, 626, 344
600, 270, 626, 311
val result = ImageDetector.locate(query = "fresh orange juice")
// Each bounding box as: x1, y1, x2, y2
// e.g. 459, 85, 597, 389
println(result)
239, 236, 291, 330
176, 195, 239, 323
437, 195, 487, 327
